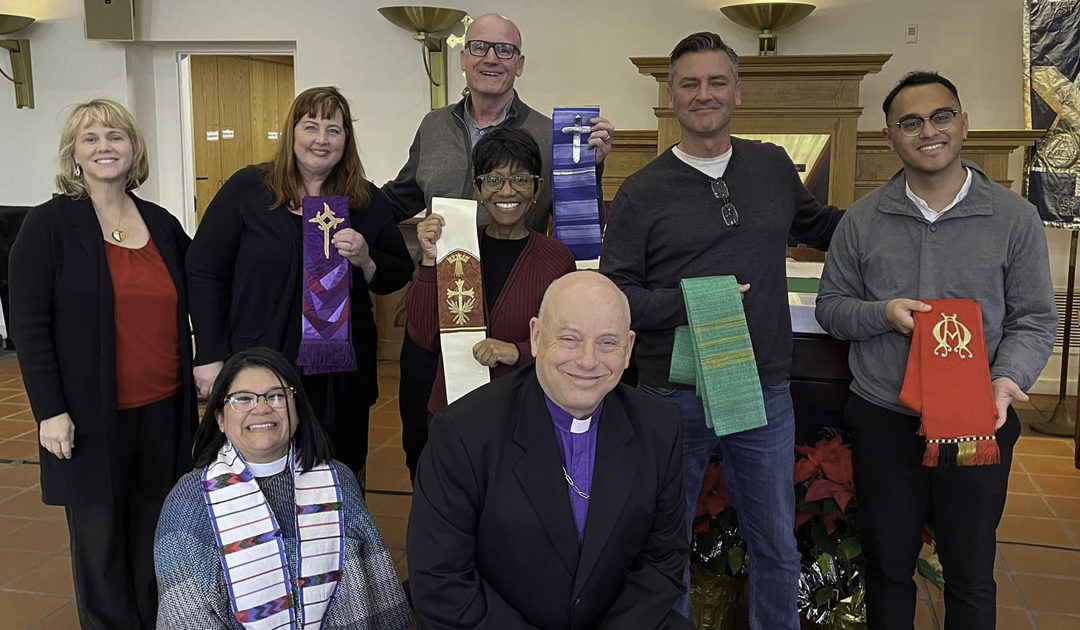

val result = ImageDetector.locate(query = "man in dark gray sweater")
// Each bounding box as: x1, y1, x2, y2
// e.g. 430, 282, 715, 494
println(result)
816, 71, 1056, 629
601, 32, 841, 629
382, 13, 615, 482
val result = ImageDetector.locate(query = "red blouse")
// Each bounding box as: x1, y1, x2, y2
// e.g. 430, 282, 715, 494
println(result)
105, 238, 182, 409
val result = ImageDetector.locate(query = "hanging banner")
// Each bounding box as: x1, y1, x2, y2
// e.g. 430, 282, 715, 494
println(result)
1024, 0, 1080, 227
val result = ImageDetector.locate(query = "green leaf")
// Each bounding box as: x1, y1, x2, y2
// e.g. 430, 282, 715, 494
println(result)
916, 557, 944, 589
728, 547, 745, 575
814, 587, 837, 607
817, 552, 834, 576
838, 536, 862, 561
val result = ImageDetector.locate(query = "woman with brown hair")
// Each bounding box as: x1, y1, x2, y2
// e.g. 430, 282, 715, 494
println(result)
187, 86, 412, 479
10, 98, 196, 628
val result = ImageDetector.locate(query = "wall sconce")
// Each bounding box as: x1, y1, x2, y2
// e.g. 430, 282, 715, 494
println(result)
379, 6, 467, 111
720, 2, 815, 56
0, 14, 34, 109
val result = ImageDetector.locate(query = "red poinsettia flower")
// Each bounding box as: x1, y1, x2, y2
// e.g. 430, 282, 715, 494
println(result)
696, 460, 732, 519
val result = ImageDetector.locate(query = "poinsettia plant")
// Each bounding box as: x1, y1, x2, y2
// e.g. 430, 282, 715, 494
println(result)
692, 456, 748, 577
793, 433, 864, 622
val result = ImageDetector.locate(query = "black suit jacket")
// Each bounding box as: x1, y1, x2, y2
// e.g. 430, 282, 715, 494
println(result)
408, 365, 693, 630
9, 193, 196, 505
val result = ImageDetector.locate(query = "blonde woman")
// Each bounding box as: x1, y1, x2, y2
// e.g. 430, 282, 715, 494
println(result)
9, 98, 196, 628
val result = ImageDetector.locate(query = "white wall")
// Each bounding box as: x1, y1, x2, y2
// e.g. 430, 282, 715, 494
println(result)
1, 0, 1031, 206
0, 15, 128, 204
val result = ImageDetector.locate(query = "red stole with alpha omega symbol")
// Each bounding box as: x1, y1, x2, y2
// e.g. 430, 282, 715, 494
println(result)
899, 298, 1000, 467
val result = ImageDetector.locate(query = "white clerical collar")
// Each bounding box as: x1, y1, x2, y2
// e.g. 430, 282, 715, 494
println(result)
672, 144, 732, 180
905, 167, 972, 223
248, 454, 289, 477
570, 416, 593, 434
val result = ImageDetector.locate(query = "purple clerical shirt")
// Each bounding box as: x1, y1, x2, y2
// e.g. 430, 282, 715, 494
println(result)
544, 395, 602, 543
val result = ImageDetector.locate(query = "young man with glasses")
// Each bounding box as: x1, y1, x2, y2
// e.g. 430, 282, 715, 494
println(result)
815, 71, 1056, 628
600, 31, 841, 629
382, 12, 614, 482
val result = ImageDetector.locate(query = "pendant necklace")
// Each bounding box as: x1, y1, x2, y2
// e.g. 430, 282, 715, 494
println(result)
110, 227, 126, 243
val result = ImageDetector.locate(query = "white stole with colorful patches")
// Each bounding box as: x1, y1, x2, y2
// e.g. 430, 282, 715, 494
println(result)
202, 442, 344, 629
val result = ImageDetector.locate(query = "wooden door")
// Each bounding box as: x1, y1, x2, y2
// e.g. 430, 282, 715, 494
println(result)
190, 55, 294, 222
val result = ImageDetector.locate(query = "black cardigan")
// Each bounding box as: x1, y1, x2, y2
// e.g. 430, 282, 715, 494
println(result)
9, 193, 197, 505
186, 166, 414, 407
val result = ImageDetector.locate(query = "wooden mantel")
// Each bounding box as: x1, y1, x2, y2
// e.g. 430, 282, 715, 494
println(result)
631, 54, 891, 209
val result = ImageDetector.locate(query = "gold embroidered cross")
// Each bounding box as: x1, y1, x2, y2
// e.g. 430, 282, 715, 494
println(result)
446, 252, 471, 276
309, 202, 345, 259
446, 278, 476, 325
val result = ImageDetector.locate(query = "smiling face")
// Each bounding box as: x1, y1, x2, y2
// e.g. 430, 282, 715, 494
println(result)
530, 273, 635, 419
884, 82, 968, 179
668, 50, 741, 145
73, 122, 133, 189
460, 14, 524, 103
293, 109, 346, 184
216, 366, 298, 463
476, 162, 542, 233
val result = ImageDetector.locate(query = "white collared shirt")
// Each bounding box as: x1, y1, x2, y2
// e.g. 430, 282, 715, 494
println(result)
905, 167, 973, 223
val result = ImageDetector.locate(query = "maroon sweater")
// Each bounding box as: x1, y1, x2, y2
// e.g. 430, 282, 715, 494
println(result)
406, 230, 576, 413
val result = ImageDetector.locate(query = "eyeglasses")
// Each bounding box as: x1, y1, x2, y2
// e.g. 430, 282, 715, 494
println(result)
224, 387, 295, 413
465, 39, 521, 60
475, 173, 539, 193
710, 178, 739, 227
891, 109, 958, 136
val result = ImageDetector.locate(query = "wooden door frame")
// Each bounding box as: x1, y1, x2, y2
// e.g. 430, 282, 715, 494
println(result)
177, 47, 295, 231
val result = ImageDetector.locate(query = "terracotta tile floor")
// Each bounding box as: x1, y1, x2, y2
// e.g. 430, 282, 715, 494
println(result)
0, 352, 1077, 628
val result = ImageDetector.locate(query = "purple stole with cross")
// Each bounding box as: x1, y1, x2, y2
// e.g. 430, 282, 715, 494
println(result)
297, 196, 356, 375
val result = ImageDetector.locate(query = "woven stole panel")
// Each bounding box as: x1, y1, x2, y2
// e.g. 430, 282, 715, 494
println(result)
551, 107, 603, 265
433, 197, 491, 404
298, 196, 356, 375
899, 298, 999, 467
669, 276, 767, 436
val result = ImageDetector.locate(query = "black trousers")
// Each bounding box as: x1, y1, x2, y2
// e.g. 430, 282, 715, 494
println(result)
398, 331, 438, 481
843, 394, 1019, 630
66, 394, 182, 630
303, 371, 371, 480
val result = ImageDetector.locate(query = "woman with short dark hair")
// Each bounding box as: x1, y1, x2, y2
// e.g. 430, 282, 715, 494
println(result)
405, 127, 577, 416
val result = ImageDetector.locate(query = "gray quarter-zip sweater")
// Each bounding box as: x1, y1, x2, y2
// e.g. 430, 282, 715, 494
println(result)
816, 161, 1056, 415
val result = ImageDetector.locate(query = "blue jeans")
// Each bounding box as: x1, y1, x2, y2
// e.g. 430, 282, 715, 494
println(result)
642, 381, 800, 630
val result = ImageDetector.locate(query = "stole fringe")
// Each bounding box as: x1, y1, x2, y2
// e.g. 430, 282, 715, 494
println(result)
297, 340, 357, 375
922, 437, 999, 468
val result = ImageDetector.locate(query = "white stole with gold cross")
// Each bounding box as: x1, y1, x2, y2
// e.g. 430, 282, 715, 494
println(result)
432, 197, 491, 404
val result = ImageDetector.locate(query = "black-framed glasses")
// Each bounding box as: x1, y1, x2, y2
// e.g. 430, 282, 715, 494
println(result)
711, 178, 739, 227
465, 39, 521, 60
475, 173, 539, 193
224, 387, 295, 413
891, 108, 958, 136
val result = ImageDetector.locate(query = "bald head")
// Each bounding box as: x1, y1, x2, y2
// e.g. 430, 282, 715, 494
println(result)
465, 13, 522, 47
530, 272, 635, 418
538, 272, 631, 330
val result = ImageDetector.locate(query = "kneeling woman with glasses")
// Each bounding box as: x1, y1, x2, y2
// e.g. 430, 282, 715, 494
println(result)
154, 347, 411, 630
405, 128, 577, 415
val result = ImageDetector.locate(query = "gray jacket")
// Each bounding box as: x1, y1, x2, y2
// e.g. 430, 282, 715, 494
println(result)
382, 92, 554, 232
816, 162, 1057, 415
